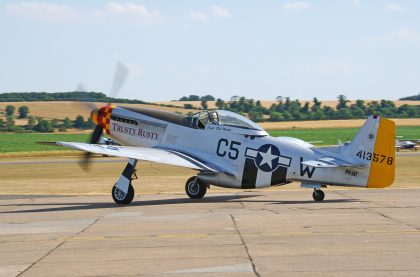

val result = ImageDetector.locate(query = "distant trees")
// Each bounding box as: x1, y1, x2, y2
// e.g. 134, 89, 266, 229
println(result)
337, 94, 349, 109
18, 106, 29, 118
183, 104, 194, 109
63, 117, 72, 129
6, 116, 15, 128
180, 95, 200, 101
0, 101, 98, 132
5, 105, 15, 116
219, 95, 420, 122
400, 93, 420, 101
34, 119, 53, 133
201, 99, 208, 110
215, 98, 225, 109
1, 93, 420, 133
201, 95, 215, 101
74, 115, 86, 129
73, 115, 93, 129
179, 95, 215, 101
0, 92, 147, 104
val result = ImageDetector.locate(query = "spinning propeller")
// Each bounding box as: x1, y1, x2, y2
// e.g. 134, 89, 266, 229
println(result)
79, 62, 129, 171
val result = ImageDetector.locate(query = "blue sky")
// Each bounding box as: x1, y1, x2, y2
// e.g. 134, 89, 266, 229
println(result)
1, 1, 419, 101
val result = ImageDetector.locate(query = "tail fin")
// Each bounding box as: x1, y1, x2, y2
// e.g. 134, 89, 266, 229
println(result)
345, 115, 395, 188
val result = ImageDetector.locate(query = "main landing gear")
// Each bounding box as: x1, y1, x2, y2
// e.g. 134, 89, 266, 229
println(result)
312, 189, 325, 202
112, 159, 138, 205
185, 176, 207, 199
112, 184, 135, 205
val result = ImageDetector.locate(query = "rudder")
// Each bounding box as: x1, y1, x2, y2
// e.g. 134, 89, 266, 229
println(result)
367, 117, 395, 188
343, 115, 395, 188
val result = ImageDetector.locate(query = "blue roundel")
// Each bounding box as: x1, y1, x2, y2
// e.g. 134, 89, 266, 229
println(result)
254, 144, 280, 172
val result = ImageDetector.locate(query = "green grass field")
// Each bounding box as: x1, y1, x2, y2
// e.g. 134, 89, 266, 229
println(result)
0, 126, 419, 153
269, 126, 420, 145
0, 133, 89, 153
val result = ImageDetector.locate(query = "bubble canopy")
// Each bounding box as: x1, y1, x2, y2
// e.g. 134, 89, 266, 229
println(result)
185, 110, 264, 131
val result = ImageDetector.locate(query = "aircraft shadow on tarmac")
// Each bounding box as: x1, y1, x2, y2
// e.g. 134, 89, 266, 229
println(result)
0, 194, 362, 214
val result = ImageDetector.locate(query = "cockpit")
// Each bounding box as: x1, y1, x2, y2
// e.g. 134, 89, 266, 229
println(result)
184, 110, 264, 131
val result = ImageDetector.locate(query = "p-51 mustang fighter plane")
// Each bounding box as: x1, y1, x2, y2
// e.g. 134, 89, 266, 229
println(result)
47, 105, 395, 205
43, 64, 396, 205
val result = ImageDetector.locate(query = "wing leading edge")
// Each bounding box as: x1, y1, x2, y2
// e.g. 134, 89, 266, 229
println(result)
53, 142, 218, 172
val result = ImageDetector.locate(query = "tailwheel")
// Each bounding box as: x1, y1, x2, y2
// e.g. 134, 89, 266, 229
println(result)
312, 189, 325, 202
112, 183, 135, 205
185, 177, 207, 199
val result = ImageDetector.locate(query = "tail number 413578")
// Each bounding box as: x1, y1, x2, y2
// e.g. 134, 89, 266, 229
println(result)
356, 150, 393, 165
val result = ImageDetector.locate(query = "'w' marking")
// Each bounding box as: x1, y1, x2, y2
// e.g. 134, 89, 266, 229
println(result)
300, 157, 316, 178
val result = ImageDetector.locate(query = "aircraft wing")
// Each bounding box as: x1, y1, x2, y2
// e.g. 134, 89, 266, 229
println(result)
301, 156, 367, 168
51, 142, 218, 172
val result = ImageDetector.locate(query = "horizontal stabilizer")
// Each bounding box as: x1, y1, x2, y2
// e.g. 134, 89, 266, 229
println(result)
302, 157, 367, 168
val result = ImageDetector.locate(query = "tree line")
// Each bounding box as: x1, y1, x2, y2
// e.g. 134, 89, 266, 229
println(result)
400, 93, 420, 101
0, 104, 94, 133
1, 94, 419, 133
0, 92, 147, 104
205, 95, 420, 122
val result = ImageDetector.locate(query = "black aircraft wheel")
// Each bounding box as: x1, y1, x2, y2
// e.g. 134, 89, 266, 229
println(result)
112, 183, 135, 205
312, 189, 325, 202
185, 177, 207, 199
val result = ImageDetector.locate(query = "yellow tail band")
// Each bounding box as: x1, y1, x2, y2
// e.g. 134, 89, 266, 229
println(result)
367, 117, 396, 188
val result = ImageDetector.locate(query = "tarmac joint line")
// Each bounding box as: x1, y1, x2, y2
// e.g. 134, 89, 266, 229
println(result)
230, 214, 261, 277
16, 216, 102, 276
368, 208, 420, 231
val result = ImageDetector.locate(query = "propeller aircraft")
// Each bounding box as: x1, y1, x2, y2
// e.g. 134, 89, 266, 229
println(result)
395, 137, 418, 151
42, 63, 396, 205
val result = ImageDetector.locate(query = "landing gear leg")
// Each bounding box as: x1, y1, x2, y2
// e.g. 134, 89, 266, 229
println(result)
112, 159, 138, 205
312, 189, 325, 202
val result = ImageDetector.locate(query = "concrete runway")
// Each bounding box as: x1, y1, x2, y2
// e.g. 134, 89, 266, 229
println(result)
1, 189, 420, 277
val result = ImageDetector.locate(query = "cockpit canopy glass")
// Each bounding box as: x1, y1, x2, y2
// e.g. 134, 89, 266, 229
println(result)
185, 110, 264, 131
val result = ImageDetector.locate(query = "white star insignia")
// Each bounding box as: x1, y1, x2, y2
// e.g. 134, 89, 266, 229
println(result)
258, 146, 277, 170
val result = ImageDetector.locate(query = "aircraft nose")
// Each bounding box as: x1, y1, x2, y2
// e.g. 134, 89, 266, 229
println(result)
90, 105, 114, 130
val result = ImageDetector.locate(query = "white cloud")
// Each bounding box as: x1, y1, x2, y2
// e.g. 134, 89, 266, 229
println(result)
304, 62, 358, 75
6, 2, 80, 22
187, 11, 209, 22
186, 5, 231, 22
381, 28, 420, 41
366, 28, 420, 43
93, 2, 169, 24
385, 3, 405, 12
282, 1, 309, 11
210, 5, 231, 18
353, 0, 361, 7
6, 2, 228, 25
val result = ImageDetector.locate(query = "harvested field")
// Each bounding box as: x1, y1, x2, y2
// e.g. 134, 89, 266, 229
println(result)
259, 118, 420, 130
0, 101, 192, 120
